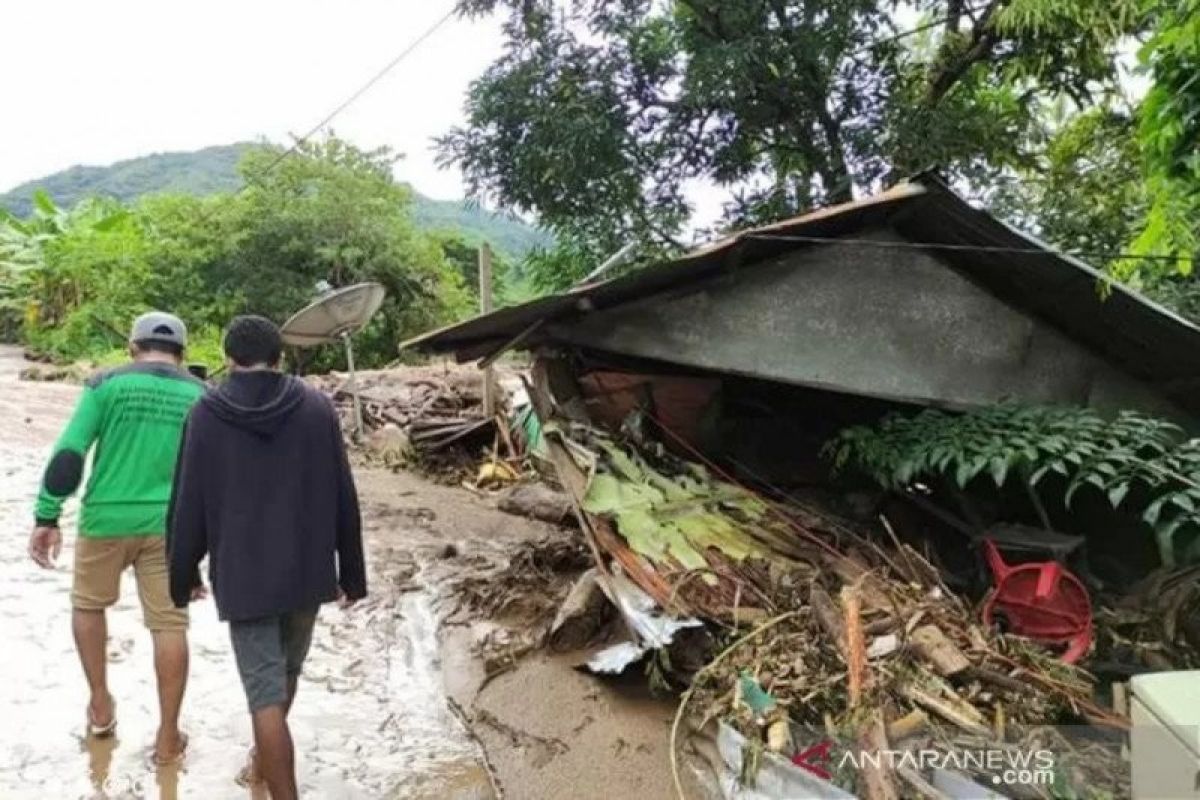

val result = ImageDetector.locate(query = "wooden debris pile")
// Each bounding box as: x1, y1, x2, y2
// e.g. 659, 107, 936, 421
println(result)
1094, 564, 1200, 671
449, 533, 592, 623
548, 427, 1130, 798
307, 364, 510, 472
443, 533, 596, 679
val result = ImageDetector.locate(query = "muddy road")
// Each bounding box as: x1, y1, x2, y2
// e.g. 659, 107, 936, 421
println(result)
0, 347, 550, 799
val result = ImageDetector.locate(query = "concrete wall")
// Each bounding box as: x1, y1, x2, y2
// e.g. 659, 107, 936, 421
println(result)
547, 227, 1190, 422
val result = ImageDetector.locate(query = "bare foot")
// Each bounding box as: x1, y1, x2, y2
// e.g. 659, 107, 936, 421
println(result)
235, 748, 262, 786
154, 729, 189, 765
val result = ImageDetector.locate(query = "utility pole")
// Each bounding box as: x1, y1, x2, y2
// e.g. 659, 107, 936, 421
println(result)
479, 242, 496, 417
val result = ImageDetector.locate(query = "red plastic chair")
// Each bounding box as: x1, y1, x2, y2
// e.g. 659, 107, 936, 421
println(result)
981, 539, 1093, 663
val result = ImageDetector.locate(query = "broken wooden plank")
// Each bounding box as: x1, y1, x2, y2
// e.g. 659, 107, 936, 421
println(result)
909, 624, 970, 677
901, 684, 992, 738
1112, 681, 1129, 716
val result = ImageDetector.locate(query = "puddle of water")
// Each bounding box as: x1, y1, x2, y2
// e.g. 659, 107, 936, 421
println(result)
0, 364, 492, 800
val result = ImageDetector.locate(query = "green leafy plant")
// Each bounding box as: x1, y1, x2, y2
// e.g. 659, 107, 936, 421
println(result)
2, 136, 474, 368
1124, 0, 1200, 277
826, 404, 1200, 567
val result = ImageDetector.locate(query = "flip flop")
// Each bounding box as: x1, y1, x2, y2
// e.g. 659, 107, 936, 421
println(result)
86, 696, 117, 738
153, 732, 189, 766
234, 748, 261, 787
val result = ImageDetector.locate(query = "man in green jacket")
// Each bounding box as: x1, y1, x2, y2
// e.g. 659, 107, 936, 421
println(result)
27, 311, 205, 763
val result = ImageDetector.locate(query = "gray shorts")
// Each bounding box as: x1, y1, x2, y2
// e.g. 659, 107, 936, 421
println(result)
229, 608, 319, 712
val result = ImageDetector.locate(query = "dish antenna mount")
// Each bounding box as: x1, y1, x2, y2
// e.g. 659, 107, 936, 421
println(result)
281, 282, 386, 437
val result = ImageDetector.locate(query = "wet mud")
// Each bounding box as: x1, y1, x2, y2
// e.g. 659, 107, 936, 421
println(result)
0, 347, 714, 800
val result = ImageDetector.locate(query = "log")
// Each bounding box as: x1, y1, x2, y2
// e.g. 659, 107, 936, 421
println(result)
965, 666, 1028, 694
909, 624, 970, 677
863, 615, 899, 636
857, 712, 900, 800
842, 586, 867, 707
498, 483, 574, 526
811, 586, 845, 649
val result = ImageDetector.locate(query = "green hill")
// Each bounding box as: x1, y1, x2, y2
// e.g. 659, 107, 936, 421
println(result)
0, 143, 551, 258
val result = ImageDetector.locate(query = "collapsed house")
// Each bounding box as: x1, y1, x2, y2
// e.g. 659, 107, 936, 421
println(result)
405, 173, 1200, 798
409, 170, 1200, 566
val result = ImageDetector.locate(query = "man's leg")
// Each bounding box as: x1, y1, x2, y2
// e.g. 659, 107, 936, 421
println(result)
243, 608, 319, 786
251, 704, 298, 800
150, 631, 188, 758
71, 536, 123, 729
134, 536, 190, 760
231, 617, 298, 799
72, 609, 112, 725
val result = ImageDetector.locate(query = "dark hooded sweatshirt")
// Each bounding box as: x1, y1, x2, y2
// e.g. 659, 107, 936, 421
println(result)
167, 370, 366, 621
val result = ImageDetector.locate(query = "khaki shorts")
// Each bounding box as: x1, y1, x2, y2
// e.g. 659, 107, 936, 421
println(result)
72, 535, 188, 632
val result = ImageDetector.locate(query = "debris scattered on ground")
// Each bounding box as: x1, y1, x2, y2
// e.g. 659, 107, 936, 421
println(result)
444, 532, 594, 682
450, 533, 592, 622
308, 364, 521, 480
366, 423, 413, 467
19, 361, 94, 383
537, 422, 1131, 798
1094, 564, 1200, 671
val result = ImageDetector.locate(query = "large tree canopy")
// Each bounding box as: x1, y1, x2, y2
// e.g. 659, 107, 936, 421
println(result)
1127, 0, 1200, 277
441, 0, 1146, 288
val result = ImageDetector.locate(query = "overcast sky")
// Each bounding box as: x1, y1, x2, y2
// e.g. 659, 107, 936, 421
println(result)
0, 1, 501, 200
0, 3, 1147, 232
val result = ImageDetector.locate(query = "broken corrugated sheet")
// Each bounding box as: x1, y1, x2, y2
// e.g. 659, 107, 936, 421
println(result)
583, 567, 704, 674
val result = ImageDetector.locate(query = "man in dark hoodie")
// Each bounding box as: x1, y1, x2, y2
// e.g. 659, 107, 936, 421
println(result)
168, 315, 366, 799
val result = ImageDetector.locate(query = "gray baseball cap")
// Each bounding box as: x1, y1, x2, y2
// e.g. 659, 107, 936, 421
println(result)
130, 311, 187, 347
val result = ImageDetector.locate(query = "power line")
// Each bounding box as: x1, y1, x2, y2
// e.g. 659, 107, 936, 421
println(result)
176, 6, 456, 233
247, 7, 457, 186
742, 232, 1195, 265
848, 2, 994, 59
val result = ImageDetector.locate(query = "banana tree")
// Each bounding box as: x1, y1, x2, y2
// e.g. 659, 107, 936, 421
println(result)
1, 191, 132, 344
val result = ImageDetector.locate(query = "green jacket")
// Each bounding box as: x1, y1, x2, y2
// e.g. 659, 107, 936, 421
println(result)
35, 361, 205, 537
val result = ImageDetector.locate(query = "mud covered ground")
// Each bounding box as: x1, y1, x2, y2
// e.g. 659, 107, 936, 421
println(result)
0, 348, 707, 800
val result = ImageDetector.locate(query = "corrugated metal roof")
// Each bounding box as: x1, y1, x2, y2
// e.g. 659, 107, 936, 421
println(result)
402, 181, 925, 353
403, 174, 1200, 406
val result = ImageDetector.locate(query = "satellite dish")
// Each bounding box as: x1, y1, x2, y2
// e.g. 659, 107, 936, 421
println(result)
280, 282, 386, 346
280, 282, 387, 438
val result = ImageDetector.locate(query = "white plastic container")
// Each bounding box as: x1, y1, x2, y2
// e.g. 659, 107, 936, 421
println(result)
1131, 670, 1200, 798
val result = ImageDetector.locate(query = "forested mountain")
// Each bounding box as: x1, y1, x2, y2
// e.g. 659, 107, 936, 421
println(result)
0, 143, 550, 257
